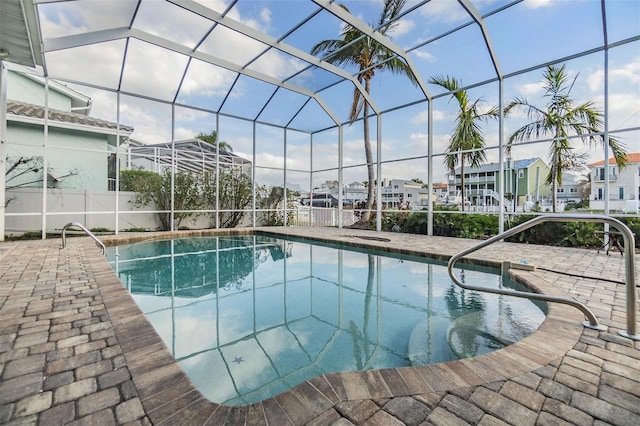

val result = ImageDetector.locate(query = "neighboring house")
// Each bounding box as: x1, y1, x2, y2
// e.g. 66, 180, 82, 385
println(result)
127, 138, 251, 175
589, 152, 640, 213
343, 181, 367, 206
556, 173, 585, 205
447, 157, 552, 210
381, 179, 430, 209
303, 190, 340, 207
433, 182, 449, 204
5, 67, 134, 191
304, 179, 440, 210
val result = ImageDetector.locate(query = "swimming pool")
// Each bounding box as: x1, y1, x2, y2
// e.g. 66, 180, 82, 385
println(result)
106, 234, 546, 406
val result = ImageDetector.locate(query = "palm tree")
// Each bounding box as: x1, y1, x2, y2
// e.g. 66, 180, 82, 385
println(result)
311, 0, 417, 224
197, 130, 233, 152
505, 64, 626, 212
429, 75, 498, 211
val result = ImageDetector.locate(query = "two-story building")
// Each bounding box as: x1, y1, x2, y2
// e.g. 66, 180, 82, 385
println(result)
5, 65, 134, 191
589, 152, 640, 213
381, 179, 431, 209
556, 173, 586, 205
447, 157, 552, 211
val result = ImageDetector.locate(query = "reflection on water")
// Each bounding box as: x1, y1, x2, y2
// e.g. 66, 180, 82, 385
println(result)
106, 235, 545, 405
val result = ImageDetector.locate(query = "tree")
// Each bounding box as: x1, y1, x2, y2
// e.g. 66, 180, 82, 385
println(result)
5, 155, 79, 207
505, 64, 627, 212
311, 0, 418, 224
125, 169, 203, 230
411, 177, 428, 189
196, 130, 233, 152
428, 75, 498, 211
202, 166, 253, 228
257, 186, 301, 226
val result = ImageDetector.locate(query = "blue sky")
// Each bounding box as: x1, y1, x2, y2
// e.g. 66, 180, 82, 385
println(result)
34, 0, 640, 189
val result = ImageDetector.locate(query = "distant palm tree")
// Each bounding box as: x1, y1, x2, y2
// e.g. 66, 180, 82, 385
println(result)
311, 0, 417, 224
429, 75, 498, 211
505, 64, 626, 212
197, 130, 233, 152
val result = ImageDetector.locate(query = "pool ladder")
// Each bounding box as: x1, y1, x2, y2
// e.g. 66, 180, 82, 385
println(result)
447, 214, 638, 341
61, 222, 106, 255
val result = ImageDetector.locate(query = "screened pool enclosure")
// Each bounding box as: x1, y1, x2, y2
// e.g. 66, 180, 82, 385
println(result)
1, 0, 639, 239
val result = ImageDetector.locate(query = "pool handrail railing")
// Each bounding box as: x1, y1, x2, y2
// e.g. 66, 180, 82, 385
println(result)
447, 213, 638, 341
61, 222, 106, 255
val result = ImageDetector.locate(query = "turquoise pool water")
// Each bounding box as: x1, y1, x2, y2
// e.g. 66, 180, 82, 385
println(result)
106, 234, 546, 405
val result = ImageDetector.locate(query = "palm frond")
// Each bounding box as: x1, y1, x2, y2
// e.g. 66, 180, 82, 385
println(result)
377, 0, 407, 34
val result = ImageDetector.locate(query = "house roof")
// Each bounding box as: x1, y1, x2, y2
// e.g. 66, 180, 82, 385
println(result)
588, 153, 640, 166
7, 100, 134, 133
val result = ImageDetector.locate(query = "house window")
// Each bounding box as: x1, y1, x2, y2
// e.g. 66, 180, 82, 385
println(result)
597, 188, 603, 200
407, 193, 412, 198
518, 169, 524, 179
108, 154, 117, 191
558, 188, 565, 193
394, 185, 399, 189
570, 188, 577, 193
619, 187, 624, 200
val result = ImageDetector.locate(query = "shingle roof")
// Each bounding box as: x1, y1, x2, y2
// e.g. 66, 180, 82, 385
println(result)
588, 153, 640, 166
6, 100, 134, 133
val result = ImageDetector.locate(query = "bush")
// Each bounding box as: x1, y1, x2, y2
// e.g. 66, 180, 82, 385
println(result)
382, 209, 638, 250
119, 169, 160, 192
433, 212, 498, 239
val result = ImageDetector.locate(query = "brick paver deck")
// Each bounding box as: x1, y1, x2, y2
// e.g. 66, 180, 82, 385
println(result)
0, 227, 638, 425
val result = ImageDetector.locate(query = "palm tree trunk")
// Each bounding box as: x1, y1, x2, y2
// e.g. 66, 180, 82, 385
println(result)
552, 133, 558, 213
362, 80, 375, 224
460, 154, 465, 212
551, 169, 558, 213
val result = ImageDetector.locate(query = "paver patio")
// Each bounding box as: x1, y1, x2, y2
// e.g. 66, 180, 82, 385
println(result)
0, 227, 638, 425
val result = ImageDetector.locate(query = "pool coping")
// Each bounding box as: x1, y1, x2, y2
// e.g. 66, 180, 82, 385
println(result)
98, 228, 585, 425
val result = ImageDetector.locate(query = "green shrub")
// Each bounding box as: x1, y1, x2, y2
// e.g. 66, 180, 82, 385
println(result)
119, 169, 160, 192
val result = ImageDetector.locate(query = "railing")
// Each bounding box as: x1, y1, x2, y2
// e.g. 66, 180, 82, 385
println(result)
61, 222, 106, 255
484, 189, 513, 211
594, 174, 617, 181
447, 214, 638, 341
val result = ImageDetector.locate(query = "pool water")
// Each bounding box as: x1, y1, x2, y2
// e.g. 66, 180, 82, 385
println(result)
106, 234, 546, 405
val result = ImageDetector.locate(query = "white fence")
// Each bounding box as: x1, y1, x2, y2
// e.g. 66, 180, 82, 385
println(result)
5, 188, 164, 233
4, 189, 358, 234
290, 206, 357, 227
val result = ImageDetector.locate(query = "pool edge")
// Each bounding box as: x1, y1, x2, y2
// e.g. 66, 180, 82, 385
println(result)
99, 229, 584, 424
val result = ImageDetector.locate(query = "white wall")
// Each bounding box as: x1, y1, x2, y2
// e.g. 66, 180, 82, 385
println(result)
5, 188, 158, 233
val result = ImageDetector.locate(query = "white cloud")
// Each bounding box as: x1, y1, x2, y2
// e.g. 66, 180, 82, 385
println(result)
609, 93, 640, 128
524, 0, 554, 9
391, 19, 415, 37
410, 132, 428, 140
410, 109, 446, 124
418, 0, 469, 24
260, 8, 272, 26
247, 49, 308, 81
587, 59, 640, 93
179, 60, 237, 97
413, 50, 437, 62
516, 81, 545, 97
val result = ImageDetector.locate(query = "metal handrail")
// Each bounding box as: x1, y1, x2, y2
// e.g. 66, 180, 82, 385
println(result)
61, 222, 106, 255
447, 214, 638, 341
